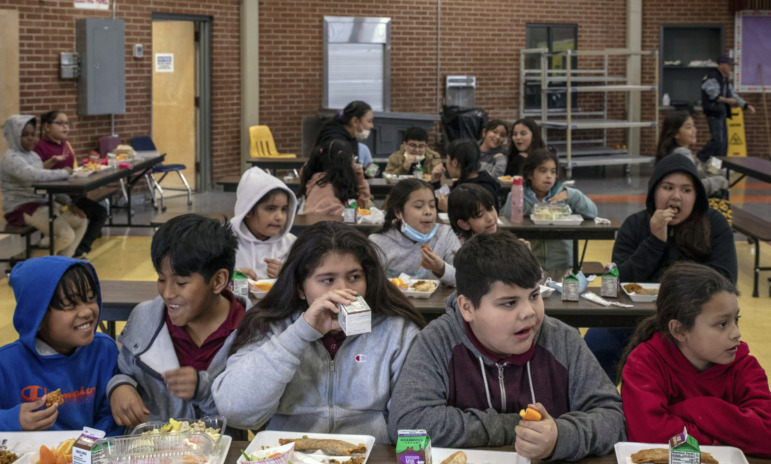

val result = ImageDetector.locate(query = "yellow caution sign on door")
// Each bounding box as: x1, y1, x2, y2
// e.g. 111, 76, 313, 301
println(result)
727, 107, 746, 157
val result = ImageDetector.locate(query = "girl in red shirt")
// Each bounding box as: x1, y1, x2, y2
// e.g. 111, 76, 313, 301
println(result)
619, 262, 771, 457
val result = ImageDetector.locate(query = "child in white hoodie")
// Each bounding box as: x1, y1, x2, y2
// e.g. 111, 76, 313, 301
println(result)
231, 167, 297, 280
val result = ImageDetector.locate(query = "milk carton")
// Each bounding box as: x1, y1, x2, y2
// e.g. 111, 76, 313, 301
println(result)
669, 427, 700, 464
72, 427, 106, 464
601, 263, 619, 298
338, 295, 371, 335
395, 429, 432, 464
562, 274, 580, 301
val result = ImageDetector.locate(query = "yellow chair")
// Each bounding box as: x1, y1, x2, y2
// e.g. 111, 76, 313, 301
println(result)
249, 125, 296, 158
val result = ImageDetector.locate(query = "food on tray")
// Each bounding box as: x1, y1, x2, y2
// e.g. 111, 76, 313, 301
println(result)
440, 451, 467, 464
630, 448, 718, 464
420, 245, 432, 252
143, 418, 222, 441
356, 208, 371, 216
0, 451, 19, 464
46, 388, 64, 407
37, 439, 75, 464
390, 277, 409, 289
519, 407, 542, 421
329, 458, 365, 464
623, 283, 658, 295
277, 438, 367, 456
411, 280, 436, 293
498, 175, 514, 182
423, 174, 432, 181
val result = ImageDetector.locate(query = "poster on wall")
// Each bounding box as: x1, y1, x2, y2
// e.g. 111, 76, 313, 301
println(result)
734, 10, 771, 93
74, 0, 109, 10
155, 54, 174, 73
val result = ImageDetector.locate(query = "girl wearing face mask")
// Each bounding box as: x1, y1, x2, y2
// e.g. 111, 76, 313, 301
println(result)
370, 178, 461, 287
315, 101, 374, 161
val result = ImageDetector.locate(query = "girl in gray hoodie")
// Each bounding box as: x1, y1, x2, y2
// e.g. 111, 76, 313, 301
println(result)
212, 221, 426, 442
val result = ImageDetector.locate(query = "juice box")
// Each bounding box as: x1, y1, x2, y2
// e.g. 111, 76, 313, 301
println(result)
395, 429, 432, 464
669, 427, 700, 464
338, 295, 371, 336
72, 427, 106, 464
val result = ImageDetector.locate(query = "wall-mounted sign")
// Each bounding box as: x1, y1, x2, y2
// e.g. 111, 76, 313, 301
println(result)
74, 0, 109, 10
155, 53, 174, 73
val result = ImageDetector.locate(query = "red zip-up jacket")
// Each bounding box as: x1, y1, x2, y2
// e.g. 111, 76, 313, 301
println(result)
622, 332, 771, 457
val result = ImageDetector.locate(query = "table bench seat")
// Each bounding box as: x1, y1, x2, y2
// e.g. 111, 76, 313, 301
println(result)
731, 207, 771, 297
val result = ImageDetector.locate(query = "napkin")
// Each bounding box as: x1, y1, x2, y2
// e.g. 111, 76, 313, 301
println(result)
594, 217, 611, 225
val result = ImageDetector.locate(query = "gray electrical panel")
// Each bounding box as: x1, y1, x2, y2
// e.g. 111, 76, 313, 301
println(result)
76, 18, 125, 115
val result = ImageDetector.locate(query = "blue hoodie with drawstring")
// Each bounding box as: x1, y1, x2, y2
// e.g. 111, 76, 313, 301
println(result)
0, 256, 120, 433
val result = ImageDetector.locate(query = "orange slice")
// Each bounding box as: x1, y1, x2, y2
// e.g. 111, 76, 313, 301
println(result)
519, 407, 542, 421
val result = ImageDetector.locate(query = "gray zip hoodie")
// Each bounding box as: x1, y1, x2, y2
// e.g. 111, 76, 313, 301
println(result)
212, 311, 420, 443
388, 293, 625, 459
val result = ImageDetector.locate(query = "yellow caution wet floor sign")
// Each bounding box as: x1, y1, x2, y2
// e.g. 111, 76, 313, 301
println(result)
727, 107, 746, 157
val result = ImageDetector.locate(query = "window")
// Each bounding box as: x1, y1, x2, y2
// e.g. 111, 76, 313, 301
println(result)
524, 23, 578, 111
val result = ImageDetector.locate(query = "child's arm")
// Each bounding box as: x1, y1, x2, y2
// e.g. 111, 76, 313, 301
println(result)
211, 315, 323, 430
0, 398, 58, 431
565, 187, 598, 219
4, 152, 70, 182
94, 340, 125, 436
550, 330, 626, 460
107, 341, 150, 428
668, 355, 771, 457
354, 163, 371, 208
491, 156, 507, 178
387, 328, 520, 447
612, 214, 665, 282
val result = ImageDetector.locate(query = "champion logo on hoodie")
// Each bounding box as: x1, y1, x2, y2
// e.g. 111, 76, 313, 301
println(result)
355, 354, 367, 363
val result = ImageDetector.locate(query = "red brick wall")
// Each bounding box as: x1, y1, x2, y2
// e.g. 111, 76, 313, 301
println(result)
260, 0, 767, 159
1, 0, 241, 183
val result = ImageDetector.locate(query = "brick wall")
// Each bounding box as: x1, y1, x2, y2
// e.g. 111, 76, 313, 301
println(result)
1, 0, 240, 183
260, 0, 767, 159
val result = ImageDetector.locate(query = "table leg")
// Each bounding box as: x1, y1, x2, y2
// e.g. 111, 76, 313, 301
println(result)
572, 239, 579, 273
48, 194, 55, 255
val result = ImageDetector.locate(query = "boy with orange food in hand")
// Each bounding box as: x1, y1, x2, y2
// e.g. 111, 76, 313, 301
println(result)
107, 214, 245, 427
388, 233, 625, 460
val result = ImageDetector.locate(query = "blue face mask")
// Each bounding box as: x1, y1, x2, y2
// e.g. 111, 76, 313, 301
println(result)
400, 221, 439, 243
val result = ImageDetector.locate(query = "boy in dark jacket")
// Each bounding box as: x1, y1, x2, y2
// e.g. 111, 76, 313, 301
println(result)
388, 233, 625, 460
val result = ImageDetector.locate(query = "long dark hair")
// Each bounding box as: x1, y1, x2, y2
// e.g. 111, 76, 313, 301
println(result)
337, 100, 372, 127
380, 178, 436, 233
651, 170, 711, 259
617, 262, 738, 382
656, 111, 692, 163
299, 140, 358, 203
521, 149, 560, 189
480, 119, 509, 145
40, 110, 64, 138
505, 117, 544, 176
447, 139, 480, 183
230, 222, 426, 353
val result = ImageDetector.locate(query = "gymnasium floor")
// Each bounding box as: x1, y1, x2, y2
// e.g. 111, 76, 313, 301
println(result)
1, 164, 769, 375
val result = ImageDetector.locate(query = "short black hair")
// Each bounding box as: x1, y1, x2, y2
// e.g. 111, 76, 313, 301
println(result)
151, 213, 238, 282
403, 127, 428, 143
448, 184, 495, 240
49, 263, 98, 311
455, 232, 542, 307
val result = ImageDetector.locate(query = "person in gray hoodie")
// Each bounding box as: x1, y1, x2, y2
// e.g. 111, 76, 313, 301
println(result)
107, 214, 246, 428
231, 167, 297, 280
212, 221, 426, 443
388, 232, 625, 460
0, 114, 87, 256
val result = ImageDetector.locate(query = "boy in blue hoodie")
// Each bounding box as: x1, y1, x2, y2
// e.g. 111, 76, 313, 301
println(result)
0, 256, 120, 433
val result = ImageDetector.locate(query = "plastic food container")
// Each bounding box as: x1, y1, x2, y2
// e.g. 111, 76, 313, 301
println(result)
129, 416, 226, 443
621, 282, 660, 303
95, 433, 215, 464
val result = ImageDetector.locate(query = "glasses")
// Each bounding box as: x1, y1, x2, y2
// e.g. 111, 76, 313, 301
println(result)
53, 121, 71, 127
406, 143, 427, 151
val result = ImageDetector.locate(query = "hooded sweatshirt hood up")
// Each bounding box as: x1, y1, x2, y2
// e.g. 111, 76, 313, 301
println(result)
3, 114, 36, 155
0, 256, 119, 433
646, 154, 708, 216
230, 167, 297, 279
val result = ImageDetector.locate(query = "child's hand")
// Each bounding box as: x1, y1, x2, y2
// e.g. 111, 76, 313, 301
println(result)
302, 288, 357, 334
437, 194, 448, 212
431, 164, 445, 182
264, 258, 282, 279
403, 154, 417, 171
514, 402, 558, 460
548, 190, 568, 204
420, 247, 445, 277
19, 397, 58, 431
650, 207, 676, 242
236, 267, 258, 281
352, 162, 365, 179
110, 385, 150, 428
163, 367, 198, 400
